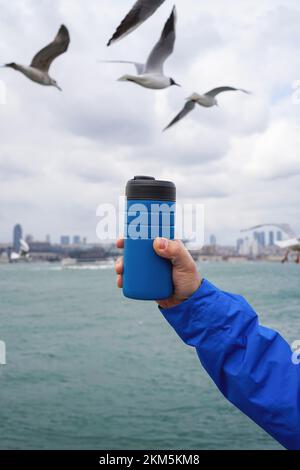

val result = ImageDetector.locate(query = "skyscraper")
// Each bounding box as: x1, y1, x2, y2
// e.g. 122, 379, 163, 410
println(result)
269, 231, 275, 246
254, 231, 266, 248
60, 236, 70, 246
253, 231, 260, 242
13, 224, 22, 252
277, 231, 283, 241
73, 236, 81, 245
210, 234, 217, 246
236, 238, 243, 253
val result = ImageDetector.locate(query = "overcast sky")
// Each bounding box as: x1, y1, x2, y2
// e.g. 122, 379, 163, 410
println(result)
0, 0, 300, 244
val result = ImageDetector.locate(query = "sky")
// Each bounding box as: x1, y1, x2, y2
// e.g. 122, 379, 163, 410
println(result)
0, 0, 300, 244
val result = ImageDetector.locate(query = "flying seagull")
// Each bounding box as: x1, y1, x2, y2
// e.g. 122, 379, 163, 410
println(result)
164, 87, 250, 130
107, 0, 166, 46
115, 6, 179, 90
4, 25, 70, 90
99, 59, 145, 75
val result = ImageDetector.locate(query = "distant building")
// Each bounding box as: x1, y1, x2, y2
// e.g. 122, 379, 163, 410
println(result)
60, 236, 70, 246
25, 234, 34, 244
277, 231, 282, 241
269, 231, 275, 246
69, 246, 106, 262
238, 236, 260, 257
254, 231, 266, 248
251, 238, 260, 257
46, 235, 51, 244
239, 237, 248, 256
253, 231, 260, 243
236, 238, 244, 253
13, 224, 22, 252
29, 242, 52, 253
260, 232, 266, 247
73, 236, 81, 245
83, 237, 87, 245
210, 234, 217, 246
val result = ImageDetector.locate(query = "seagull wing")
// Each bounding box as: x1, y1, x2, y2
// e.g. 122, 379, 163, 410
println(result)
145, 6, 176, 74
99, 60, 145, 75
205, 87, 250, 98
107, 0, 166, 46
164, 100, 196, 131
277, 239, 300, 249
31, 25, 70, 72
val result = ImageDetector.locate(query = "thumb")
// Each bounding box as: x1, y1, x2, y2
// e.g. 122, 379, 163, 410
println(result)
153, 238, 194, 269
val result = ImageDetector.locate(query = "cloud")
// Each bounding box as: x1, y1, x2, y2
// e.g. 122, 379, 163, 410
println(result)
0, 0, 299, 244
0, 157, 36, 180
241, 120, 300, 180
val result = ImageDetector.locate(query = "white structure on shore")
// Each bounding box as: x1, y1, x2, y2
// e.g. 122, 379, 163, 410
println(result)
10, 239, 30, 262
238, 237, 261, 257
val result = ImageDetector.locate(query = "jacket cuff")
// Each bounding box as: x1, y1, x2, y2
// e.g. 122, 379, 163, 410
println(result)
159, 279, 226, 347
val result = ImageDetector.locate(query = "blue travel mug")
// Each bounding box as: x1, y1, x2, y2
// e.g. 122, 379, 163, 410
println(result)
123, 176, 176, 301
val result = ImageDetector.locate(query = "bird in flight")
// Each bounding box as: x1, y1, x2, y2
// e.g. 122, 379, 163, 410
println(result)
164, 87, 250, 130
107, 0, 166, 47
110, 6, 179, 90
4, 25, 70, 91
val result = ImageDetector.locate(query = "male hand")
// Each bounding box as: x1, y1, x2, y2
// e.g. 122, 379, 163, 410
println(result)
115, 238, 202, 309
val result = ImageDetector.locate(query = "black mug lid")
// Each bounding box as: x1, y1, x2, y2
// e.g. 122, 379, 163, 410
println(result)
126, 176, 176, 202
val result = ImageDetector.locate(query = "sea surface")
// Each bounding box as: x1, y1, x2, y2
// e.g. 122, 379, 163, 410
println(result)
0, 261, 299, 450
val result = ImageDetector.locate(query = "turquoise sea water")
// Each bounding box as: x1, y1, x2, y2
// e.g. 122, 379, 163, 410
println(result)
0, 261, 299, 450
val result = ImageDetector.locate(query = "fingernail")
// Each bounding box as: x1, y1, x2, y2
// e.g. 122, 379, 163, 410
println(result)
158, 238, 168, 250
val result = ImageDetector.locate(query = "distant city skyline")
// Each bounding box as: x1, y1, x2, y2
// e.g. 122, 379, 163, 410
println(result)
237, 228, 286, 256
0, 222, 291, 247
0, 222, 292, 264
1, 223, 290, 255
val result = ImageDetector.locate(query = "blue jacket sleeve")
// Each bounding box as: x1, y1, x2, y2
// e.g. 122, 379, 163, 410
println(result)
160, 279, 300, 450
